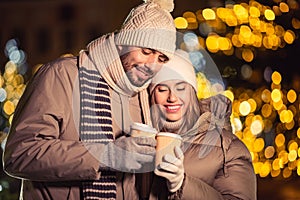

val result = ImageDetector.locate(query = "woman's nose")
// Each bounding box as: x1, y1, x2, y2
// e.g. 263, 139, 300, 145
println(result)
167, 91, 178, 102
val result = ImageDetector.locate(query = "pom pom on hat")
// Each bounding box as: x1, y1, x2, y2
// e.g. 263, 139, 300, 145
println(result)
115, 0, 176, 59
144, 0, 174, 12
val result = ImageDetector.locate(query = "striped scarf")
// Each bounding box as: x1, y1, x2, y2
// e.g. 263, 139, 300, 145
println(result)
79, 66, 117, 199
78, 33, 153, 199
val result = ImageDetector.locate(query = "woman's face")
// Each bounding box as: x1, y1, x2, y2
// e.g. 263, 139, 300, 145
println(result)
153, 80, 192, 122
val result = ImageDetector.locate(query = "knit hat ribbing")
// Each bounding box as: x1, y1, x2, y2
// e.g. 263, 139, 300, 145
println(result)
115, 0, 176, 59
149, 49, 197, 93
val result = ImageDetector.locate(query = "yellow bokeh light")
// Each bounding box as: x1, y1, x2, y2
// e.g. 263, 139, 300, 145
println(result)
232, 117, 243, 132
234, 130, 243, 139
275, 133, 285, 147
285, 120, 295, 130
233, 4, 249, 24
217, 37, 231, 51
279, 110, 294, 123
249, 6, 260, 17
174, 17, 188, 29
279, 150, 289, 165
265, 146, 275, 159
272, 99, 283, 110
3, 100, 15, 116
288, 160, 297, 170
272, 158, 281, 171
242, 48, 254, 62
183, 11, 196, 19
271, 169, 281, 177
289, 141, 298, 151
196, 72, 213, 99
282, 167, 292, 178
206, 35, 219, 52
5, 61, 17, 75
297, 167, 300, 176
279, 2, 289, 13
202, 8, 216, 20
8, 113, 14, 125
271, 71, 282, 84
265, 23, 275, 36
272, 6, 282, 16
292, 18, 300, 29
247, 98, 257, 113
231, 34, 243, 47
186, 17, 198, 29
261, 104, 272, 118
253, 162, 263, 174
250, 119, 263, 136
261, 89, 271, 103
249, 17, 261, 31
284, 30, 295, 44
253, 138, 265, 152
223, 90, 234, 102
260, 162, 271, 177
271, 89, 282, 103
287, 89, 297, 103
239, 100, 251, 116
264, 9, 275, 21
288, 150, 298, 162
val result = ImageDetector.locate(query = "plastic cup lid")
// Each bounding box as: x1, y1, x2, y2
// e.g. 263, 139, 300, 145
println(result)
156, 132, 182, 140
130, 122, 157, 134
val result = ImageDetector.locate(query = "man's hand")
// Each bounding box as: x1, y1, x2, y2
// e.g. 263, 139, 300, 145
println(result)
99, 136, 156, 172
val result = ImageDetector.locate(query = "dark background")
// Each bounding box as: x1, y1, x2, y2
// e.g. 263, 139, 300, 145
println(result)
0, 0, 300, 199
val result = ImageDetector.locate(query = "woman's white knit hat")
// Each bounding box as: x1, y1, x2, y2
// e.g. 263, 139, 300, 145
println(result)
115, 0, 176, 59
150, 49, 197, 93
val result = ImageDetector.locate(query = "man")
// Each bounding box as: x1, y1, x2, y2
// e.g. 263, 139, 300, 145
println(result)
3, 0, 176, 199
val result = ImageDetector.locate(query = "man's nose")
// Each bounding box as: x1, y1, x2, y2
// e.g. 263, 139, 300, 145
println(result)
147, 54, 159, 64
146, 55, 163, 73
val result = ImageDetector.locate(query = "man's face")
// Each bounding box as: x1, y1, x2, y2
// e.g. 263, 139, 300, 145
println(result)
120, 47, 169, 87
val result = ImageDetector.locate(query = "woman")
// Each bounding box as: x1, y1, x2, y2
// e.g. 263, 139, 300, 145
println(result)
149, 49, 257, 200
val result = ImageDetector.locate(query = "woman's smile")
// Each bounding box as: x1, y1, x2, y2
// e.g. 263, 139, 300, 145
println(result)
164, 104, 182, 113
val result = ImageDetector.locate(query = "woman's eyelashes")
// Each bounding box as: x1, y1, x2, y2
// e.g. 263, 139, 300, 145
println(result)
157, 85, 186, 93
175, 83, 187, 91
176, 86, 185, 91
157, 85, 169, 92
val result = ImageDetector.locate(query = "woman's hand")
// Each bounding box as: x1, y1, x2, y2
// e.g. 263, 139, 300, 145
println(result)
154, 146, 184, 192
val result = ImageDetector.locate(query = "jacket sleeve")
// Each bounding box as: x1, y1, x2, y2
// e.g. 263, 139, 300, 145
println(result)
213, 138, 257, 200
3, 58, 102, 181
180, 140, 256, 200
180, 174, 223, 200
183, 95, 256, 200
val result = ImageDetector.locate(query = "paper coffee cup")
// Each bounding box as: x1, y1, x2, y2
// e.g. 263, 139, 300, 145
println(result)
129, 123, 157, 199
155, 132, 182, 167
130, 122, 157, 138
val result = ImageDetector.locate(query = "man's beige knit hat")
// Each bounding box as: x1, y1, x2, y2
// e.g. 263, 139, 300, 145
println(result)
115, 0, 176, 59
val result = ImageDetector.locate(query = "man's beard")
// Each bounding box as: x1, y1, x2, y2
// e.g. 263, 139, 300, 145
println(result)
125, 71, 147, 87
120, 54, 150, 87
